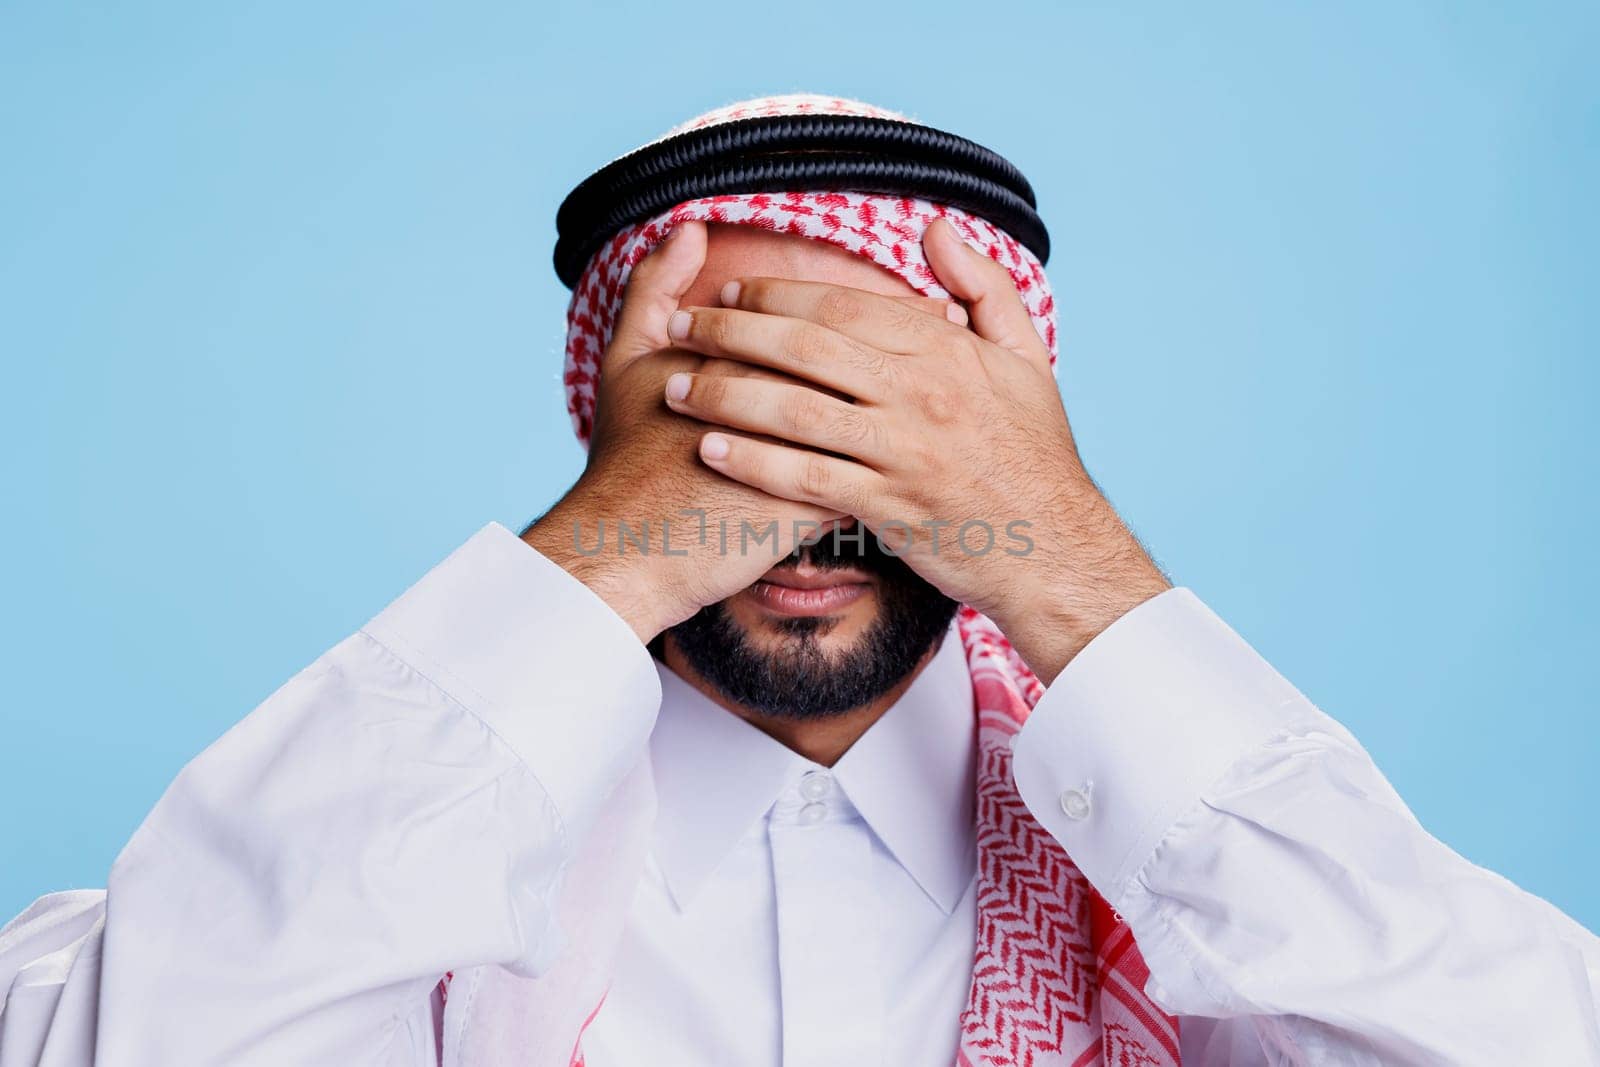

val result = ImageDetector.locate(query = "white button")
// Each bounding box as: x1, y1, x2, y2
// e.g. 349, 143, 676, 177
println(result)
799, 771, 831, 801
1059, 788, 1091, 820
798, 802, 827, 826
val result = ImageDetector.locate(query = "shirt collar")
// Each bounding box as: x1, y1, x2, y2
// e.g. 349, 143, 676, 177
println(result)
831, 630, 976, 913
648, 627, 976, 915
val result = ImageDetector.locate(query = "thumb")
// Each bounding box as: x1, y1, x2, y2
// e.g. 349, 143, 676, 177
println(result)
922, 219, 1043, 362
608, 220, 707, 366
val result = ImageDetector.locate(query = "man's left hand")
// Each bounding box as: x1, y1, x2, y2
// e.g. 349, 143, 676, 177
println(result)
659, 218, 1170, 683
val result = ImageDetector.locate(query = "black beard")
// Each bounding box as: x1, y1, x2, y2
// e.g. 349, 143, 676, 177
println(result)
663, 532, 959, 720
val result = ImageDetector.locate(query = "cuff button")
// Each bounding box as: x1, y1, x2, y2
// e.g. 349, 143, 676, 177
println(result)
1058, 787, 1092, 821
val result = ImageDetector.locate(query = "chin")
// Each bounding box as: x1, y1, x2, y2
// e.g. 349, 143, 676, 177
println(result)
664, 562, 959, 721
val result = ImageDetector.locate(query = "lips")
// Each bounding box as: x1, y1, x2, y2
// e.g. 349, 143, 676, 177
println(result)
749, 566, 872, 617
759, 566, 872, 590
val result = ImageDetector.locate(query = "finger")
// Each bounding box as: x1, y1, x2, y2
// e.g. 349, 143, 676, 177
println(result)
697, 432, 885, 517
782, 507, 852, 544
719, 277, 966, 355
608, 221, 708, 367
737, 505, 852, 564
666, 306, 892, 401
890, 294, 969, 328
664, 372, 888, 467
921, 218, 1043, 362
719, 278, 958, 322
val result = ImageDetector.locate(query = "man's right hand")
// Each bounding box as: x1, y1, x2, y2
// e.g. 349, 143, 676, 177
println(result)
522, 222, 843, 642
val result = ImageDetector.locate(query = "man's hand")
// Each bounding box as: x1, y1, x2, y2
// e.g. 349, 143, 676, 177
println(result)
523, 222, 848, 642
656, 218, 1170, 682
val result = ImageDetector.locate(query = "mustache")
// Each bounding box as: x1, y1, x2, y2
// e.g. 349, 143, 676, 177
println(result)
774, 525, 907, 578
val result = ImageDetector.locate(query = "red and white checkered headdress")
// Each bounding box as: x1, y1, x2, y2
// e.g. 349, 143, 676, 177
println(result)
560, 94, 1058, 446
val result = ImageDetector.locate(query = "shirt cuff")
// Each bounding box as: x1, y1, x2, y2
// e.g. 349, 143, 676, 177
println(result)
361, 522, 661, 846
1011, 588, 1313, 902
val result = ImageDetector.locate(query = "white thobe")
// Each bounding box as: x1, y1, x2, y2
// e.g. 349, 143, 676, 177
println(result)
583, 632, 980, 1067
0, 522, 1597, 1066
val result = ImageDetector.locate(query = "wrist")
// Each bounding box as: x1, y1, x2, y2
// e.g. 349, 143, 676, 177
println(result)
522, 492, 672, 643
988, 493, 1170, 685
1001, 569, 1169, 685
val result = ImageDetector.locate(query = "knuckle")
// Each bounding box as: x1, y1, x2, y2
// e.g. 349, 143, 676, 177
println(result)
740, 277, 777, 308
828, 407, 873, 448
783, 390, 827, 430
784, 322, 829, 366
884, 300, 927, 335
914, 382, 962, 425
845, 337, 892, 382
797, 455, 833, 499
697, 309, 731, 348
815, 288, 864, 329
731, 444, 760, 480
689, 374, 727, 408
905, 441, 941, 474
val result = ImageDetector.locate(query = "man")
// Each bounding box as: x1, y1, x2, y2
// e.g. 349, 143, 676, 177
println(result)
1, 94, 1597, 1066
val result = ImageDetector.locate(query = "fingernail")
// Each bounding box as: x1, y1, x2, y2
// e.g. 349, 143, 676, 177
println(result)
720, 280, 741, 306
700, 433, 730, 461
946, 303, 969, 326
665, 373, 691, 402
668, 310, 691, 341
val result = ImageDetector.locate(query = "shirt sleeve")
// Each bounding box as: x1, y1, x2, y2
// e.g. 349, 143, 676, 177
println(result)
1011, 588, 1600, 1067
0, 523, 660, 1067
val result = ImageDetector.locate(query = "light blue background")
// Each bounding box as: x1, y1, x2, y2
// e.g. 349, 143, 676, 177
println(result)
2, 2, 1596, 931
